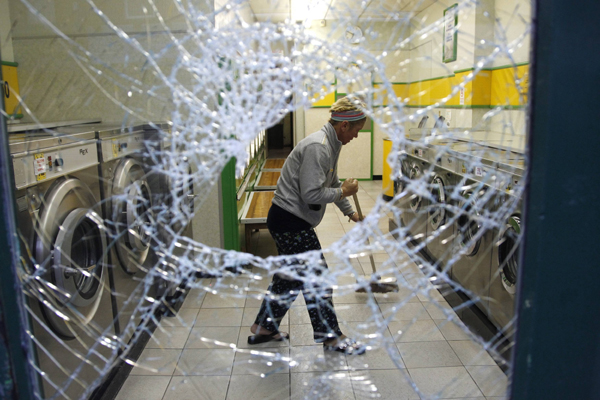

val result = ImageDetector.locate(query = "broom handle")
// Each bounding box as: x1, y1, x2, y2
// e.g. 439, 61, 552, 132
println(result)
352, 194, 378, 275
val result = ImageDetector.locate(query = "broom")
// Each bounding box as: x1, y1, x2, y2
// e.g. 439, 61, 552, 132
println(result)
352, 193, 399, 293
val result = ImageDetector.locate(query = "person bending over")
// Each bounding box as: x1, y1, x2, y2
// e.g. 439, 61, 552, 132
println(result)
249, 95, 367, 355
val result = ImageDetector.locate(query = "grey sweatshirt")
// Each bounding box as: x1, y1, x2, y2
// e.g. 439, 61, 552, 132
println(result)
272, 123, 355, 227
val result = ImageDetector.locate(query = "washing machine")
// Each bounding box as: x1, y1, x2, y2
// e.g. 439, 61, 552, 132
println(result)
487, 162, 525, 334
94, 124, 159, 350
141, 123, 195, 305
450, 145, 511, 315
9, 127, 117, 399
388, 145, 412, 234
399, 141, 431, 255
425, 149, 461, 272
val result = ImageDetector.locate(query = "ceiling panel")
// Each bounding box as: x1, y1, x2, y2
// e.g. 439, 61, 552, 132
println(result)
248, 0, 437, 22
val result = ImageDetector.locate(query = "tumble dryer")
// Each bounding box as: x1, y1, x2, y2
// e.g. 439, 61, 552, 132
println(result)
488, 162, 525, 334
426, 150, 460, 272
141, 123, 195, 303
95, 124, 158, 350
400, 142, 431, 254
389, 146, 412, 234
9, 127, 117, 399
451, 175, 498, 316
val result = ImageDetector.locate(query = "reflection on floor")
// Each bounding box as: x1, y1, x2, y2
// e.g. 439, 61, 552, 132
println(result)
115, 180, 509, 400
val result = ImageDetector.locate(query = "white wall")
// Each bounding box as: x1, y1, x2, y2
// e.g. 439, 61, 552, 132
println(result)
494, 0, 532, 66
0, 0, 14, 61
7, 0, 225, 247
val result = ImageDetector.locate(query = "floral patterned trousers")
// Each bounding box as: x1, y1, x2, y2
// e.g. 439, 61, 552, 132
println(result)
253, 228, 343, 342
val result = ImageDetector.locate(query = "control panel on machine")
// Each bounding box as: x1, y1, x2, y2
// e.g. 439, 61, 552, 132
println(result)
101, 132, 145, 162
12, 140, 99, 190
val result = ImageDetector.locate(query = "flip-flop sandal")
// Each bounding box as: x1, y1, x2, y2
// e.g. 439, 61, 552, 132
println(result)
247, 331, 289, 345
323, 338, 366, 355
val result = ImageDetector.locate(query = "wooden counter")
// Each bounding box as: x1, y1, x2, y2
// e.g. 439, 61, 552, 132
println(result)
262, 158, 285, 170
240, 191, 275, 252
255, 171, 280, 190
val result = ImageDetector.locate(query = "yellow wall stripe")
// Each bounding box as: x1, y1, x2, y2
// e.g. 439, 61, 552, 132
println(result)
1, 64, 22, 117
373, 64, 529, 108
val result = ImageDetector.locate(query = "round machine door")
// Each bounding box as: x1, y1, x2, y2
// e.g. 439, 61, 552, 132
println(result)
456, 190, 484, 256
112, 158, 153, 274
429, 175, 447, 230
498, 214, 521, 295
408, 163, 423, 213
33, 177, 107, 340
393, 159, 411, 196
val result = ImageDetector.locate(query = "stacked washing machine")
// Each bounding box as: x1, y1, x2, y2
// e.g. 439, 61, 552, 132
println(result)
446, 142, 525, 333
449, 146, 504, 317
398, 140, 432, 255
92, 122, 193, 350
393, 134, 525, 335
425, 146, 462, 273
488, 158, 525, 333
8, 125, 117, 399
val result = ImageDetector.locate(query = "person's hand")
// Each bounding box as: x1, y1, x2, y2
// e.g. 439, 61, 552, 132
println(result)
341, 178, 359, 197
348, 212, 362, 223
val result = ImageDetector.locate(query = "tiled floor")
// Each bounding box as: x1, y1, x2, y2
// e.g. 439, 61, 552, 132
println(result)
116, 180, 509, 400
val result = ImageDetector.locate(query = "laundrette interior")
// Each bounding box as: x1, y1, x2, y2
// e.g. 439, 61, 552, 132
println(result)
0, 0, 549, 399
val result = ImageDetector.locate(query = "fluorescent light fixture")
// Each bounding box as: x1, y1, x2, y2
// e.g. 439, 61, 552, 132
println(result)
291, 0, 330, 25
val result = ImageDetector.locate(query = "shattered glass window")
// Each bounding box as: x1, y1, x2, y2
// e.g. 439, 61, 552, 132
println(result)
1, 0, 531, 398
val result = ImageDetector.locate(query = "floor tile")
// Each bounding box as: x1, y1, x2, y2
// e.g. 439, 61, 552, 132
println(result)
244, 294, 266, 308
448, 340, 498, 366
201, 293, 246, 308
397, 341, 462, 368
180, 288, 206, 308
408, 366, 484, 398
129, 348, 182, 376
195, 307, 244, 327
347, 345, 405, 370
289, 305, 313, 325
338, 321, 394, 345
159, 308, 199, 328
424, 301, 457, 320
162, 375, 229, 400
373, 288, 421, 304
351, 369, 420, 400
379, 302, 431, 321
114, 375, 170, 400
465, 365, 509, 397
232, 347, 290, 375
291, 371, 355, 400
434, 319, 473, 341
227, 374, 290, 400
417, 287, 447, 303
185, 326, 241, 348
333, 289, 371, 304
289, 324, 318, 346
388, 320, 446, 342
174, 348, 235, 376
146, 326, 192, 349
290, 345, 349, 372
336, 304, 382, 322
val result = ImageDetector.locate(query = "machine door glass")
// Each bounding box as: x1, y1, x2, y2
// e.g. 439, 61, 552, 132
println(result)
498, 215, 521, 295
112, 158, 153, 274
429, 175, 447, 230
393, 158, 410, 196
457, 190, 483, 256
33, 178, 107, 339
409, 163, 423, 213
